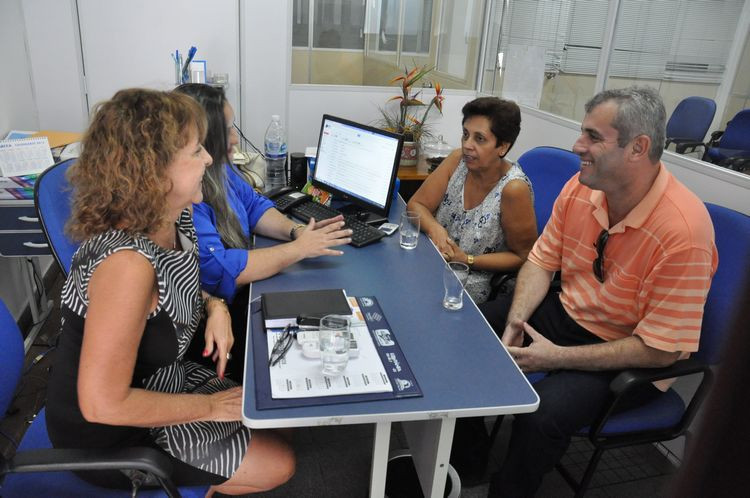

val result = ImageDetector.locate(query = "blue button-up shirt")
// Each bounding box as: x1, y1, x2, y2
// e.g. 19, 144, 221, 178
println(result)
193, 164, 274, 301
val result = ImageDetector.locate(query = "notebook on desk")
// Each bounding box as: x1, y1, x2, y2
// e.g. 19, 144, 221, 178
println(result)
261, 288, 351, 329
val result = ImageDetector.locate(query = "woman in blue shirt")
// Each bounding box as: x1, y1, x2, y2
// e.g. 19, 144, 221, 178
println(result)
176, 84, 351, 379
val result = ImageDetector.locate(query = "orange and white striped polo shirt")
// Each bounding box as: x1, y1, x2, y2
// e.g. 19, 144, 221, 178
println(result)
528, 163, 717, 353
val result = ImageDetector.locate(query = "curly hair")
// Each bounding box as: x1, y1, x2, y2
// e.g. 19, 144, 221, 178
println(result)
67, 88, 207, 240
462, 97, 521, 156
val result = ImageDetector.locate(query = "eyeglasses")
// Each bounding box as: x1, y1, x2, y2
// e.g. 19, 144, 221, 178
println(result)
592, 229, 609, 283
268, 325, 297, 367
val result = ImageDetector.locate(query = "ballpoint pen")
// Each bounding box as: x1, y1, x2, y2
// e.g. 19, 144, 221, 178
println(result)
181, 46, 197, 84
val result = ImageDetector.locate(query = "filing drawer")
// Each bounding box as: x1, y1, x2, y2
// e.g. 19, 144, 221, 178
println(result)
0, 231, 49, 256
0, 200, 50, 256
0, 203, 42, 231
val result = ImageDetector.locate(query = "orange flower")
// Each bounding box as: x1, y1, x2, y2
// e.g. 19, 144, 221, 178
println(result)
378, 63, 445, 141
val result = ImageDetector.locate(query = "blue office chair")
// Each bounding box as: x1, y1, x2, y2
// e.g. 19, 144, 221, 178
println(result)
487, 146, 580, 298
664, 97, 716, 154
517, 146, 581, 234
34, 159, 79, 275
554, 203, 750, 497
0, 299, 208, 497
702, 109, 750, 170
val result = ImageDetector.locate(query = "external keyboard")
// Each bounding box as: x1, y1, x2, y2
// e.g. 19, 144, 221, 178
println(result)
289, 201, 385, 248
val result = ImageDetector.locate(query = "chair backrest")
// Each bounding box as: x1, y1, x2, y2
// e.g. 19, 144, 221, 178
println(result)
717, 109, 750, 150
665, 96, 716, 142
0, 300, 25, 416
34, 159, 79, 275
695, 203, 750, 365
517, 146, 581, 234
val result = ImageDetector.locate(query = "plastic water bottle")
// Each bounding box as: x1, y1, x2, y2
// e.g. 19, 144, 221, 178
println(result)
264, 115, 287, 191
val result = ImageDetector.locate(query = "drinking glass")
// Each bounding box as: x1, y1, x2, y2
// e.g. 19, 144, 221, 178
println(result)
319, 315, 351, 375
443, 262, 470, 310
399, 211, 420, 250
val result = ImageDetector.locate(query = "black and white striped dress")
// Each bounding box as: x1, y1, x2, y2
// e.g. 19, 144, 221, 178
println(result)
46, 209, 250, 480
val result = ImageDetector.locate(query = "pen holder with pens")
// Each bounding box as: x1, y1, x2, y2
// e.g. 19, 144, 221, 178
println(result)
172, 46, 198, 85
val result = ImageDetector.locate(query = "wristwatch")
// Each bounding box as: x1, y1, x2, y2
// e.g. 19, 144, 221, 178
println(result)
289, 223, 306, 240
467, 254, 475, 266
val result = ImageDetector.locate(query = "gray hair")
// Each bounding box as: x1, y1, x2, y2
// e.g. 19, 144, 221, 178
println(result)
584, 86, 666, 162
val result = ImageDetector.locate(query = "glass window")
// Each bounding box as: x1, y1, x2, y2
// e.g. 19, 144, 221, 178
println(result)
402, 0, 433, 53
481, 0, 604, 121
313, 0, 365, 49
721, 29, 750, 127
480, 0, 745, 125
292, 0, 479, 89
606, 0, 744, 151
435, 0, 484, 84
292, 0, 310, 47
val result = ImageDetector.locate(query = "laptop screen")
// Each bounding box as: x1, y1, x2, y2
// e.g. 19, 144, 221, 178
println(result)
311, 114, 403, 217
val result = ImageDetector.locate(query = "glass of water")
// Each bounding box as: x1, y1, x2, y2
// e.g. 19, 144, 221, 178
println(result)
399, 211, 420, 249
319, 315, 351, 376
443, 262, 470, 310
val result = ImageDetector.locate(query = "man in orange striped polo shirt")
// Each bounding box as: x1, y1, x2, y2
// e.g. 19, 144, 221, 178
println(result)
477, 87, 717, 497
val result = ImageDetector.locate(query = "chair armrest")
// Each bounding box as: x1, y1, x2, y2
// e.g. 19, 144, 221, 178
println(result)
674, 141, 706, 154
2, 446, 180, 497
702, 130, 726, 161
609, 357, 708, 395
708, 130, 724, 144
488, 272, 518, 300
587, 358, 713, 443
720, 156, 750, 172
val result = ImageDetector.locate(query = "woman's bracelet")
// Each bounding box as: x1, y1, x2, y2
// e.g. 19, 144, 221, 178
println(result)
205, 295, 228, 313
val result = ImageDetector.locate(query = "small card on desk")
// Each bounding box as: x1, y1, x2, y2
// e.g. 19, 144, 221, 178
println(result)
261, 288, 352, 329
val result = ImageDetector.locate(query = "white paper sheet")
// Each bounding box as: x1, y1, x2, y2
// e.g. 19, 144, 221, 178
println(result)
267, 323, 393, 399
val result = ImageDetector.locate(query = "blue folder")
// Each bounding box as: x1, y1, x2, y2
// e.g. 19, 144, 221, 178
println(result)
251, 296, 422, 410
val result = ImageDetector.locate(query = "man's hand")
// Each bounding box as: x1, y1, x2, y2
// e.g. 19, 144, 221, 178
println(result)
506, 322, 563, 372
501, 318, 526, 347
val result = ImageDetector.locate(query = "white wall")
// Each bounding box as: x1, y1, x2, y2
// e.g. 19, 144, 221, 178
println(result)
21, 0, 88, 132
77, 0, 241, 113
240, 1, 291, 153
0, 0, 39, 134
0, 0, 46, 320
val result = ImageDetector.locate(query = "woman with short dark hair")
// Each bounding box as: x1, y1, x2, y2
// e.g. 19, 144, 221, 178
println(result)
407, 97, 537, 303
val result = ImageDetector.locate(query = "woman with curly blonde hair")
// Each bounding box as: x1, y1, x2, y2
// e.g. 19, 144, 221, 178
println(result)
46, 88, 294, 495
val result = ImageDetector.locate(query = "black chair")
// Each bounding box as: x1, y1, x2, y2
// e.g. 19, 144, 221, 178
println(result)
664, 97, 716, 154
553, 203, 750, 496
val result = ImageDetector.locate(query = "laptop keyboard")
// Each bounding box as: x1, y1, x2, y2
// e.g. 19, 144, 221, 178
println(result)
290, 201, 385, 248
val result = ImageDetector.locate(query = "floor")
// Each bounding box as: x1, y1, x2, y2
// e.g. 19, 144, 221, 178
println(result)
1, 269, 679, 497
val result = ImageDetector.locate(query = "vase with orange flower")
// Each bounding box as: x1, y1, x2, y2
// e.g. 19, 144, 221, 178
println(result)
377, 64, 445, 166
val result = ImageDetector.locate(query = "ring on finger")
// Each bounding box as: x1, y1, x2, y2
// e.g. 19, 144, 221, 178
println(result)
226, 353, 232, 360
